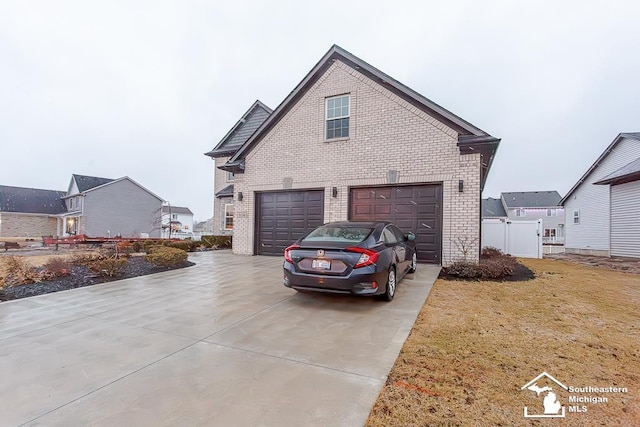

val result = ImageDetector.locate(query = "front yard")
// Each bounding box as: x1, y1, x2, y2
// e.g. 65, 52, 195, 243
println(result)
367, 258, 639, 426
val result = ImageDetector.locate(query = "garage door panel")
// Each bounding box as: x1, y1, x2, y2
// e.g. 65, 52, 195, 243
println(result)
394, 204, 415, 215
257, 190, 325, 256
350, 184, 442, 263
371, 189, 392, 199
373, 205, 392, 215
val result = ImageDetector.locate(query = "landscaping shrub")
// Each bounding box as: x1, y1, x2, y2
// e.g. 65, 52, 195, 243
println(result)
2, 256, 39, 286
163, 240, 196, 252
70, 251, 104, 265
89, 257, 129, 277
446, 249, 520, 280
131, 241, 143, 253
480, 246, 505, 259
446, 261, 481, 278
40, 257, 72, 280
200, 235, 232, 249
116, 241, 135, 255
145, 246, 188, 267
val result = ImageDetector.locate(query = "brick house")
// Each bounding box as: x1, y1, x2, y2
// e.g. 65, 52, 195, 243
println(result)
206, 45, 500, 265
205, 101, 272, 236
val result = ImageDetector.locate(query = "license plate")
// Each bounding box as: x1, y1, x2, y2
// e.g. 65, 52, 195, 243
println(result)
312, 259, 331, 270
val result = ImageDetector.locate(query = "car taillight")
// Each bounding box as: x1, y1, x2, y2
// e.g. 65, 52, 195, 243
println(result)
345, 247, 378, 268
284, 245, 299, 263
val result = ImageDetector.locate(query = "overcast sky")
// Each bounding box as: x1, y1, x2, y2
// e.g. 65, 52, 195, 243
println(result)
1, 1, 639, 221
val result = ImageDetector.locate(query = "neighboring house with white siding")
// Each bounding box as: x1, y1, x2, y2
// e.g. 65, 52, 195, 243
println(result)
560, 132, 640, 258
205, 45, 501, 265
161, 205, 194, 239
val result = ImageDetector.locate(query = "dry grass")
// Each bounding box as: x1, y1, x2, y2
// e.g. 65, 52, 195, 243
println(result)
367, 258, 640, 426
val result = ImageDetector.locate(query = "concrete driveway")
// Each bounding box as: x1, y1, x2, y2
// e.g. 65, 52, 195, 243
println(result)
1, 251, 439, 426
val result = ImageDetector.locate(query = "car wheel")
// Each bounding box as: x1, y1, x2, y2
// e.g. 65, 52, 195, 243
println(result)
408, 252, 417, 273
382, 267, 396, 301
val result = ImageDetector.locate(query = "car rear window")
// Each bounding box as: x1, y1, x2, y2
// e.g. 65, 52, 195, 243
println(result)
302, 226, 372, 243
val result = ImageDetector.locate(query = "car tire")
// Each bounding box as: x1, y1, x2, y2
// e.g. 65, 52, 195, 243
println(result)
381, 267, 396, 302
408, 252, 417, 274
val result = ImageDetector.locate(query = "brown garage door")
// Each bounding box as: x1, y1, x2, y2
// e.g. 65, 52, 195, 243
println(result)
256, 190, 325, 256
350, 184, 442, 263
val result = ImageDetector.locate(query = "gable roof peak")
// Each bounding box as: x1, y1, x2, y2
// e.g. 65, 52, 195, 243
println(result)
225, 44, 498, 170
204, 100, 272, 158
71, 174, 115, 193
560, 132, 640, 204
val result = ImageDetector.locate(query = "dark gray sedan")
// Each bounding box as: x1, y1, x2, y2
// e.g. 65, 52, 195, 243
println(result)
283, 221, 417, 301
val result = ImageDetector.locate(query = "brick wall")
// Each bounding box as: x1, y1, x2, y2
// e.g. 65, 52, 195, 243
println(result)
231, 60, 482, 265
0, 213, 58, 238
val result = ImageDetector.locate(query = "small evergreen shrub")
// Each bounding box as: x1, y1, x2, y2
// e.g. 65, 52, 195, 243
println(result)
163, 240, 196, 252
145, 246, 188, 267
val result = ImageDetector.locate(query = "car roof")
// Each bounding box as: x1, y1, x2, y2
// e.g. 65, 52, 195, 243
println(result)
321, 221, 391, 228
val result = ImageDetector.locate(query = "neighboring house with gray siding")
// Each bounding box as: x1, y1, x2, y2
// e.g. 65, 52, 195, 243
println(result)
205, 100, 272, 236
1, 174, 164, 238
61, 174, 163, 238
560, 133, 640, 258
208, 45, 501, 265
500, 191, 564, 243
0, 185, 66, 237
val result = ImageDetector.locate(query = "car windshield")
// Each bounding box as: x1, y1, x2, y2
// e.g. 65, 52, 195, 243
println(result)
303, 226, 372, 243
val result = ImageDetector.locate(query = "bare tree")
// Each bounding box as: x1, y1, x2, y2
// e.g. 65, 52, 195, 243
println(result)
450, 231, 479, 262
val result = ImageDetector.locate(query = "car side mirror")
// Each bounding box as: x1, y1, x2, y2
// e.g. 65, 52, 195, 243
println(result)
405, 233, 416, 242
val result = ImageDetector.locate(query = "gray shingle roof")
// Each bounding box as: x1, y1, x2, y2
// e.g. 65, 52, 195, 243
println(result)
482, 197, 507, 217
501, 191, 562, 208
594, 156, 640, 185
205, 101, 272, 158
0, 185, 67, 215
161, 206, 193, 215
73, 174, 114, 192
215, 184, 234, 198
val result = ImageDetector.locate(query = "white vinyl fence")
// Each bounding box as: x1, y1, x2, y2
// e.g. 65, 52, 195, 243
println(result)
481, 219, 543, 259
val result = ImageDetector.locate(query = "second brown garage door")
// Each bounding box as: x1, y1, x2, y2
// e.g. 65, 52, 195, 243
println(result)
255, 190, 324, 256
349, 184, 442, 263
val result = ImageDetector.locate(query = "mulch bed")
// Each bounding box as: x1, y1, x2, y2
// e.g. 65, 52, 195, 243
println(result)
0, 257, 194, 302
438, 261, 535, 282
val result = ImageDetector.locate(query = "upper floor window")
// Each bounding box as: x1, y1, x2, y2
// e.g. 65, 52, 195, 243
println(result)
515, 208, 526, 217
573, 210, 580, 224
546, 208, 556, 217
69, 198, 73, 209
171, 214, 178, 220
226, 171, 235, 182
326, 95, 350, 139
